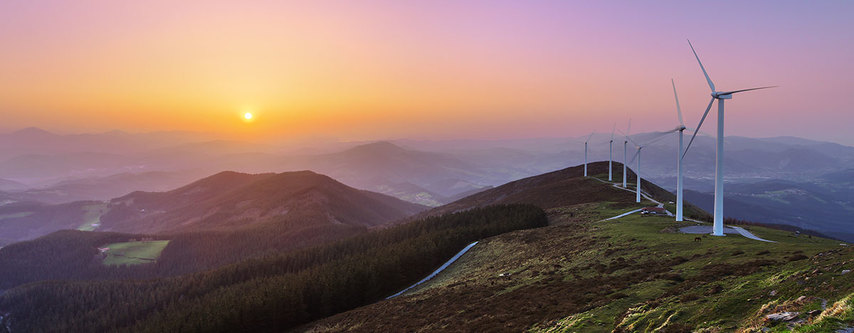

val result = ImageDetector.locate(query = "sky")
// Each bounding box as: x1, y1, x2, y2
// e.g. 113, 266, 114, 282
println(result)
1, 1, 852, 144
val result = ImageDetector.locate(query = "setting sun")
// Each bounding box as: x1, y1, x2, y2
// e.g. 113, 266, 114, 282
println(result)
243, 112, 253, 120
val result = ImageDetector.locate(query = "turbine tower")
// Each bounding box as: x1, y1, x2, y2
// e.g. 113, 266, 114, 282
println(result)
625, 137, 644, 203
671, 79, 688, 222
609, 124, 616, 181
683, 40, 775, 236
583, 132, 594, 177
635, 146, 642, 203
622, 120, 631, 188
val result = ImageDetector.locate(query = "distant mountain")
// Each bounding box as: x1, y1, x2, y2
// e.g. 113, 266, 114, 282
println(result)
0, 152, 136, 184
9, 171, 207, 204
0, 170, 426, 247
276, 141, 493, 206
0, 178, 26, 192
0, 127, 211, 159
99, 170, 426, 235
684, 178, 854, 242
0, 200, 104, 246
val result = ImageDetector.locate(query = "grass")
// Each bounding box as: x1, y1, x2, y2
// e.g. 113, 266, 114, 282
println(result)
302, 168, 853, 332
531, 211, 853, 332
77, 203, 107, 231
102, 240, 170, 266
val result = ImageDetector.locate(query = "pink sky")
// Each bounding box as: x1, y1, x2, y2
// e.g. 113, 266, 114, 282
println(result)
1, 1, 852, 144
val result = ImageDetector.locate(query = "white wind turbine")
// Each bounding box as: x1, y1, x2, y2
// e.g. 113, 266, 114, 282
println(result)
583, 132, 594, 177
622, 120, 631, 188
608, 124, 616, 181
671, 79, 689, 222
683, 40, 776, 236
626, 136, 644, 203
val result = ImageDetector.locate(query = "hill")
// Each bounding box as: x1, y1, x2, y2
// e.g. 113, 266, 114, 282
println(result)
0, 171, 429, 286
0, 205, 548, 332
99, 170, 425, 234
301, 164, 854, 332
420, 161, 708, 221
0, 200, 104, 246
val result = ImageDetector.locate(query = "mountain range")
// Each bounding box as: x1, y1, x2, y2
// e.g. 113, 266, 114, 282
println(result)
2, 127, 853, 242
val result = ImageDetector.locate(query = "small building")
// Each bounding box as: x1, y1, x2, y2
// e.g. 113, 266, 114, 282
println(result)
641, 207, 668, 216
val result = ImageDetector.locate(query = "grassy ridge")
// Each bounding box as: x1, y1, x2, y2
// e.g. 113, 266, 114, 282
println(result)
304, 202, 854, 332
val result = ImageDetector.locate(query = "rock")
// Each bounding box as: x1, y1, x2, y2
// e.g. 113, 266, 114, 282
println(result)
769, 290, 778, 296
842, 269, 851, 275
765, 312, 799, 322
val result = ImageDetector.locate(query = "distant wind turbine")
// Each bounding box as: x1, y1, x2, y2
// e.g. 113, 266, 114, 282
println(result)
683, 40, 776, 236
626, 136, 644, 203
584, 132, 595, 177
671, 79, 689, 222
622, 119, 631, 188
609, 123, 616, 181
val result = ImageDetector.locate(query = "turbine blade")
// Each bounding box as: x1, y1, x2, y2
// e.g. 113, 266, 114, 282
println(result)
672, 79, 684, 126
682, 97, 715, 160
627, 135, 640, 147
585, 131, 595, 142
611, 123, 616, 140
628, 148, 640, 164
688, 39, 715, 92
626, 118, 632, 136
718, 86, 778, 95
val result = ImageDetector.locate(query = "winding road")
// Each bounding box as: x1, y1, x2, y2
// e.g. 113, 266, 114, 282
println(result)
386, 241, 479, 299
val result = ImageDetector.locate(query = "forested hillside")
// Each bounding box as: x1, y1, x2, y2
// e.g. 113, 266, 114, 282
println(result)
0, 204, 547, 332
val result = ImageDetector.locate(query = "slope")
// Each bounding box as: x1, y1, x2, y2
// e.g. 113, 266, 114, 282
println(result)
419, 161, 705, 220
302, 164, 854, 332
0, 205, 548, 332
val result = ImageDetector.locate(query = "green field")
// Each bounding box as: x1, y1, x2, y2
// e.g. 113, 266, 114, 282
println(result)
77, 203, 107, 231
102, 240, 170, 266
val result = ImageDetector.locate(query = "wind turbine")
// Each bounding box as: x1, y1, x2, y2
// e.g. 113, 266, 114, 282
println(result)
626, 136, 643, 203
583, 132, 594, 177
622, 119, 631, 188
671, 79, 688, 222
609, 124, 616, 181
683, 40, 776, 236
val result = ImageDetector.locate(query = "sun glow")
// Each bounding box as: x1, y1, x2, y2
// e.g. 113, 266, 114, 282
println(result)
242, 112, 254, 123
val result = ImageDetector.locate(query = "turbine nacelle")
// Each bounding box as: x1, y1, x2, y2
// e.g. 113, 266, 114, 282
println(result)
711, 92, 732, 99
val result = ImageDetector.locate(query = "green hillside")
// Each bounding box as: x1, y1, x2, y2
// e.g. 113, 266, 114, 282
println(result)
304, 165, 854, 332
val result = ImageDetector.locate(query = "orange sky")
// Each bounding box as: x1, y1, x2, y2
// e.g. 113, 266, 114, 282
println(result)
1, 1, 853, 143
